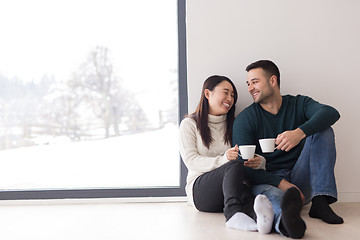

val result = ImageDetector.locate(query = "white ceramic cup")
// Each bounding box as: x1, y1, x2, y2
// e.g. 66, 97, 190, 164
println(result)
238, 145, 256, 159
259, 138, 276, 153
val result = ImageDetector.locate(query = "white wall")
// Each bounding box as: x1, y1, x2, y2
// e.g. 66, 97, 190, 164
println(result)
186, 0, 360, 202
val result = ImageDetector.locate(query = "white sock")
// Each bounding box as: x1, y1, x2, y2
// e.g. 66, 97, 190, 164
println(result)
226, 212, 257, 231
254, 194, 274, 234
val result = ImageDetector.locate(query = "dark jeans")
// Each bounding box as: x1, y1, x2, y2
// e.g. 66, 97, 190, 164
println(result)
192, 160, 255, 221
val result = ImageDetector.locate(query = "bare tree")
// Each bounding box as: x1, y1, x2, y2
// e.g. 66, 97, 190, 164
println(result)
79, 46, 128, 137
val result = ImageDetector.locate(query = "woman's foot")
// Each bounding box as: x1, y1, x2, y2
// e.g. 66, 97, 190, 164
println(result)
226, 212, 257, 231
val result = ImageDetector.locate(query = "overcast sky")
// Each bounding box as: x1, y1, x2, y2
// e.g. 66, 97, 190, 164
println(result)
0, 0, 177, 87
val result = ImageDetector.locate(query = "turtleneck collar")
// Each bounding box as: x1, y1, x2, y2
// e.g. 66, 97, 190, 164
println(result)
208, 114, 227, 124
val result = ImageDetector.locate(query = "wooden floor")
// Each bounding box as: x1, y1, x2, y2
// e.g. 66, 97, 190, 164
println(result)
0, 200, 359, 239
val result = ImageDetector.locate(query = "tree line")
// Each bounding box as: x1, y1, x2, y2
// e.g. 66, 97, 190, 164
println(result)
0, 46, 178, 150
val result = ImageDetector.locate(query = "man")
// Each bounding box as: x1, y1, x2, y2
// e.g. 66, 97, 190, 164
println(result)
233, 60, 343, 239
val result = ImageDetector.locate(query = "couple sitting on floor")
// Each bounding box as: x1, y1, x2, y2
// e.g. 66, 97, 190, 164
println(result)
179, 60, 343, 239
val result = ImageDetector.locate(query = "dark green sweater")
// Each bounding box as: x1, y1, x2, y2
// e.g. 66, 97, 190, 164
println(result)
233, 94, 340, 187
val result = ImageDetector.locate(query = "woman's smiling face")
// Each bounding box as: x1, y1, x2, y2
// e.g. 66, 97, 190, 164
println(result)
205, 80, 235, 116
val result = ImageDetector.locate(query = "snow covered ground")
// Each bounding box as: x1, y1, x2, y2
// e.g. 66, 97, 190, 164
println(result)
0, 124, 180, 190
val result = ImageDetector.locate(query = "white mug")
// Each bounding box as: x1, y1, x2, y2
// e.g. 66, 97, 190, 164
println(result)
238, 145, 256, 159
259, 138, 276, 153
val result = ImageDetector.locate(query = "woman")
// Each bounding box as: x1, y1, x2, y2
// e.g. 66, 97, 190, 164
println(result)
179, 75, 273, 233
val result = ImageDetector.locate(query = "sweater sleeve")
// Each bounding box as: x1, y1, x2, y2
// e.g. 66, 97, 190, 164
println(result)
179, 118, 228, 174
255, 154, 266, 170
298, 96, 340, 136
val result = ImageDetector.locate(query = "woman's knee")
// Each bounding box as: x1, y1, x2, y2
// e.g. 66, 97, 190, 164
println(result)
225, 159, 243, 168
224, 160, 244, 174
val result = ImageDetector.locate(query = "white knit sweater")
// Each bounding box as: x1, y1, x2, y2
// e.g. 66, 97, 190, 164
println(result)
179, 114, 266, 206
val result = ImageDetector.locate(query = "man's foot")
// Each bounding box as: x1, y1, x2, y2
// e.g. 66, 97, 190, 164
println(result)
254, 194, 274, 234
280, 187, 306, 239
309, 195, 344, 224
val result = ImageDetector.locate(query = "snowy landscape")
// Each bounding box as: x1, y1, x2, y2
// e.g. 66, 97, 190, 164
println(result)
0, 124, 180, 190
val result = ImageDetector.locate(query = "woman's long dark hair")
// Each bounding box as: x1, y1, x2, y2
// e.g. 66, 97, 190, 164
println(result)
188, 75, 238, 149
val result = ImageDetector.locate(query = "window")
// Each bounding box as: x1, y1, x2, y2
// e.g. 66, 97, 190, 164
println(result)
0, 0, 187, 199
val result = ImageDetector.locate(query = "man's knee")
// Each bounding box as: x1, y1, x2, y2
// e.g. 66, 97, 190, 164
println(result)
310, 127, 335, 142
320, 127, 335, 138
